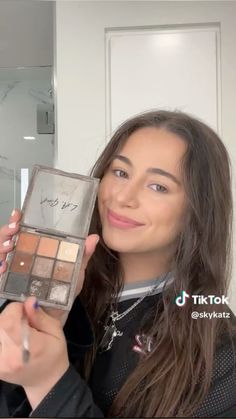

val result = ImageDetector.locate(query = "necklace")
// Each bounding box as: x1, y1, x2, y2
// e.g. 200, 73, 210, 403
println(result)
98, 273, 169, 353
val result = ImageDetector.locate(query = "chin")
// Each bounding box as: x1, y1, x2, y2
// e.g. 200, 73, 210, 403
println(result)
101, 232, 140, 254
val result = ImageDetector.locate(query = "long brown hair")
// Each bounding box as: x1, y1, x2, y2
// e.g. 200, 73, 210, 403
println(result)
80, 110, 235, 417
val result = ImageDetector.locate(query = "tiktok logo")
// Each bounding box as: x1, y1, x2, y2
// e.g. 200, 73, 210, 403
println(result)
175, 291, 190, 306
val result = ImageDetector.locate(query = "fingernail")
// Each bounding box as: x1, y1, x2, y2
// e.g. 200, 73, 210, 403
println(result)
8, 222, 16, 229
0, 260, 3, 267
33, 299, 39, 309
11, 209, 16, 216
96, 237, 100, 245
3, 240, 10, 247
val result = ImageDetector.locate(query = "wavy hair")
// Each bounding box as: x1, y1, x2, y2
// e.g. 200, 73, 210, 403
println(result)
80, 110, 235, 417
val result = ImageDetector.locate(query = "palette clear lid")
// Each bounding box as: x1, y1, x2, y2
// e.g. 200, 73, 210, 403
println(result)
21, 165, 99, 238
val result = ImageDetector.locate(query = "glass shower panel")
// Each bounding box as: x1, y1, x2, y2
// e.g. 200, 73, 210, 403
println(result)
0, 66, 54, 224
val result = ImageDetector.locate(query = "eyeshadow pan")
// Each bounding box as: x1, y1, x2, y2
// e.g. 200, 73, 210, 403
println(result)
0, 166, 99, 310
52, 261, 74, 282
16, 232, 39, 254
37, 237, 59, 258
48, 281, 70, 304
32, 256, 54, 278
29, 278, 50, 299
57, 242, 79, 262
11, 252, 34, 273
4, 273, 29, 294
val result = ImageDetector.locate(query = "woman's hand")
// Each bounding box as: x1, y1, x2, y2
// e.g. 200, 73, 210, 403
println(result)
0, 296, 69, 409
0, 209, 99, 325
0, 209, 21, 272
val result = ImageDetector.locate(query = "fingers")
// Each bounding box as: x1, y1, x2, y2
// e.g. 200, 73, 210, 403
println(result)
8, 209, 21, 225
0, 209, 21, 241
0, 208, 21, 268
0, 302, 24, 346
0, 236, 15, 274
0, 302, 27, 379
0, 296, 68, 388
0, 237, 15, 257
0, 298, 61, 356
24, 297, 62, 337
0, 259, 7, 275
42, 307, 69, 327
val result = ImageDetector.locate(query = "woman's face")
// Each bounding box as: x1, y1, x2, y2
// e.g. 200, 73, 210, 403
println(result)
98, 127, 187, 256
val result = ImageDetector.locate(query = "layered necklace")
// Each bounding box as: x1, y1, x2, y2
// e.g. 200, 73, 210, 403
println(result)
98, 272, 172, 353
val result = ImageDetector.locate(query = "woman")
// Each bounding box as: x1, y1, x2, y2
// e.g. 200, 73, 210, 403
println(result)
0, 110, 235, 417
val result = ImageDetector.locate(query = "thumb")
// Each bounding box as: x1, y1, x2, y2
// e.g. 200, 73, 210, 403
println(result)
75, 234, 99, 296
24, 297, 61, 336
80, 234, 99, 273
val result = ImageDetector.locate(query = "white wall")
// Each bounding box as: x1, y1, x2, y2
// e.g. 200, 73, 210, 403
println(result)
0, 0, 53, 67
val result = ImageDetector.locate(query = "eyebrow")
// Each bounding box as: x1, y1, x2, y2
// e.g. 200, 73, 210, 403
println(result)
112, 154, 181, 186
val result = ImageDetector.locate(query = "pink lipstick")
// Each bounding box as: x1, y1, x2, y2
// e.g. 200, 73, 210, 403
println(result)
107, 209, 144, 229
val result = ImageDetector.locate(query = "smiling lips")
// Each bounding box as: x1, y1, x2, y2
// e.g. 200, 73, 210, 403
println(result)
107, 209, 145, 229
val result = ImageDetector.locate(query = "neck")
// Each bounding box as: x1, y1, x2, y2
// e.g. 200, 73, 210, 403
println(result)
119, 251, 174, 284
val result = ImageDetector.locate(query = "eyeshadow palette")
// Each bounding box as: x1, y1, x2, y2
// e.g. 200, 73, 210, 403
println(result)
0, 165, 99, 310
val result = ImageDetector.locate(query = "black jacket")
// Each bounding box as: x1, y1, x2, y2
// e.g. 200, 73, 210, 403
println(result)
0, 296, 236, 418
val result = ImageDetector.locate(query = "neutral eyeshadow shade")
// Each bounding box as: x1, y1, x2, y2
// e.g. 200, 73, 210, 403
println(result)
15, 232, 39, 254
37, 237, 59, 258
48, 281, 69, 304
32, 256, 54, 278
52, 261, 74, 282
11, 252, 34, 273
4, 273, 29, 294
29, 277, 50, 299
57, 242, 79, 262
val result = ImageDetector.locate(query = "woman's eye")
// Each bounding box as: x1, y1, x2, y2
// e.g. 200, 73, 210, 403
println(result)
112, 169, 128, 178
110, 170, 167, 192
149, 184, 168, 193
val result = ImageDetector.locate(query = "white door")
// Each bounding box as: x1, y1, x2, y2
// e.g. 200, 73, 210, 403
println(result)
106, 26, 219, 135
54, 1, 236, 312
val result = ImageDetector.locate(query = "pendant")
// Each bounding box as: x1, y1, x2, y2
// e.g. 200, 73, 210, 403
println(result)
99, 320, 123, 353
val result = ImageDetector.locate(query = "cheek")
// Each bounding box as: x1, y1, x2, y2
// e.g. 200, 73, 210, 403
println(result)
97, 187, 104, 219
148, 198, 186, 234
98, 175, 117, 203
97, 178, 111, 216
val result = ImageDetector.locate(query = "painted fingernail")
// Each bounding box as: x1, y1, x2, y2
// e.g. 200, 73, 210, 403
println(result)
8, 222, 16, 229
3, 240, 10, 247
33, 299, 39, 309
0, 260, 3, 267
11, 209, 16, 216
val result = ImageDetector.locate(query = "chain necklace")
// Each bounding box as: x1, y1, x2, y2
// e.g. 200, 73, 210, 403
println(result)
98, 273, 169, 353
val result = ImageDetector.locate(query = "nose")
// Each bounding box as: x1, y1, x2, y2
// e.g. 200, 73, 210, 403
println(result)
115, 180, 140, 208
